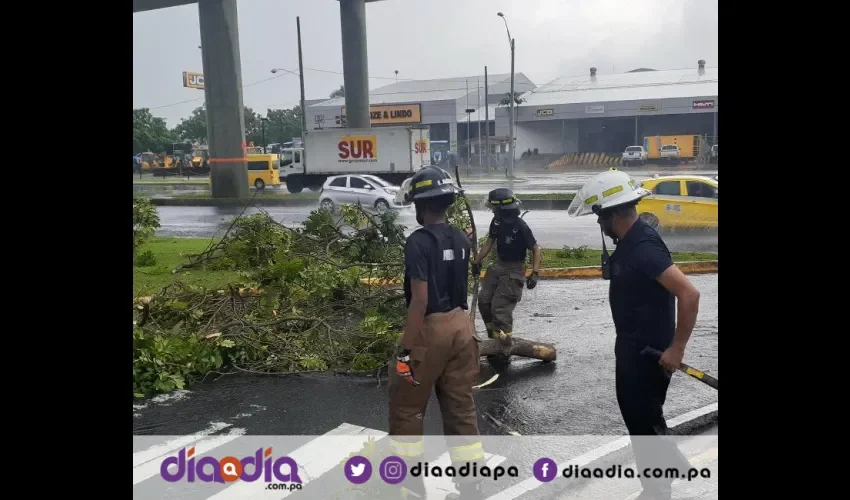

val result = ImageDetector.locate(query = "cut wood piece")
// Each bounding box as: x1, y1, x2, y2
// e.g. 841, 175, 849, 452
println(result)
478, 336, 557, 362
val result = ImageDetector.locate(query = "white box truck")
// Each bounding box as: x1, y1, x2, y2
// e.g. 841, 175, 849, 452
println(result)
279, 125, 431, 193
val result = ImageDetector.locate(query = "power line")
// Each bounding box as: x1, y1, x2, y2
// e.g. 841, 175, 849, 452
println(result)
143, 66, 522, 111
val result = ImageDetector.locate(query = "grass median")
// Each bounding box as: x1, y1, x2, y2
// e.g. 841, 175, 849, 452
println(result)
134, 237, 717, 296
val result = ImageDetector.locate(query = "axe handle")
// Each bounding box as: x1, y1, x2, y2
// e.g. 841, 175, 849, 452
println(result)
641, 346, 718, 390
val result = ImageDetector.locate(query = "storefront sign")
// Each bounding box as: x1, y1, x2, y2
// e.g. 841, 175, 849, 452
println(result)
585, 105, 605, 114
637, 103, 660, 112
341, 104, 422, 125
536, 108, 554, 117
182, 71, 204, 90
693, 100, 715, 110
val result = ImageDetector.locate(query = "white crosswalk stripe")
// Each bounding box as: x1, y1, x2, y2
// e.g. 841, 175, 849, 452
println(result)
425, 452, 508, 500
206, 422, 387, 499
134, 427, 247, 485
134, 422, 231, 468
133, 419, 715, 500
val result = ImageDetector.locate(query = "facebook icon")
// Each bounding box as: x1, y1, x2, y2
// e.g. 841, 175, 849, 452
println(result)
533, 458, 557, 482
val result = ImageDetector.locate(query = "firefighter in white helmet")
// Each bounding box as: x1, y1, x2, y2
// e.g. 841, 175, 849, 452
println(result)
568, 168, 701, 500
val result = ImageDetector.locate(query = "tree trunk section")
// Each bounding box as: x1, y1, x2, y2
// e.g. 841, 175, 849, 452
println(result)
478, 336, 556, 362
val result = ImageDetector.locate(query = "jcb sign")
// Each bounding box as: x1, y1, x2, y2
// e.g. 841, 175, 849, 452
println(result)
183, 71, 204, 90
338, 136, 378, 163
414, 140, 428, 155
341, 104, 422, 125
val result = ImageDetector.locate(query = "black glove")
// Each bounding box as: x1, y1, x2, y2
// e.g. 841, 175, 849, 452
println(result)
471, 263, 482, 277
526, 271, 539, 290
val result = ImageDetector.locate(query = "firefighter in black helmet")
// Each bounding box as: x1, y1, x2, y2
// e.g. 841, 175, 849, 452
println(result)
390, 165, 485, 499
471, 188, 541, 359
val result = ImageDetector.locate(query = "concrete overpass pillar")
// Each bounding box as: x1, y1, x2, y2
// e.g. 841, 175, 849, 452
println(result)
339, 0, 371, 129
199, 0, 248, 198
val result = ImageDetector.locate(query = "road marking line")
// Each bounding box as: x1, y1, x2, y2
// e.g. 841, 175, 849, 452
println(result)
206, 422, 387, 499
133, 427, 246, 485
485, 436, 631, 500
485, 403, 718, 500
689, 446, 718, 466
425, 452, 508, 500
133, 422, 231, 467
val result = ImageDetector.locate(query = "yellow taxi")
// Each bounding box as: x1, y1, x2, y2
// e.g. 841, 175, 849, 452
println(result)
636, 174, 717, 229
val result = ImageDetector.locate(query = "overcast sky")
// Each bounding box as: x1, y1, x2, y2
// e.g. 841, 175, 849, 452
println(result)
133, 0, 718, 127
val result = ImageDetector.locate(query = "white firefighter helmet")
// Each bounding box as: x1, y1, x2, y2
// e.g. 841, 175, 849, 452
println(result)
567, 168, 651, 217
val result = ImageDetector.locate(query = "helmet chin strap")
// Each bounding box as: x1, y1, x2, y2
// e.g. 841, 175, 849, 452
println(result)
600, 226, 611, 280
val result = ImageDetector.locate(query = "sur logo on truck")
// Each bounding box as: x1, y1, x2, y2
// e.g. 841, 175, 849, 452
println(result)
338, 136, 378, 163
414, 140, 428, 154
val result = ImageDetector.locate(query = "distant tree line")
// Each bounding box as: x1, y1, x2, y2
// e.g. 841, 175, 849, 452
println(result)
132, 104, 305, 154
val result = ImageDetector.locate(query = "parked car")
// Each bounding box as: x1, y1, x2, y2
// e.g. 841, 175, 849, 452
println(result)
622, 146, 647, 166
637, 175, 717, 230
319, 174, 404, 213
659, 144, 681, 163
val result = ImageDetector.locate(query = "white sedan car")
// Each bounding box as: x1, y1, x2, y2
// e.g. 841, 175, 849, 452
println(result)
319, 174, 406, 213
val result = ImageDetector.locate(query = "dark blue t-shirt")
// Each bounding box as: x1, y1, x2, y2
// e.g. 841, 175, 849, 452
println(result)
403, 223, 470, 316
608, 218, 675, 349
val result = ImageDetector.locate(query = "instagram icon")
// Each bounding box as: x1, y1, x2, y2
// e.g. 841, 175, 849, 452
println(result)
379, 456, 408, 485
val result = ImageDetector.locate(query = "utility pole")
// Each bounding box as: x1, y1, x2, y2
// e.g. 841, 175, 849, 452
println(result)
297, 16, 307, 165
466, 79, 471, 165
477, 77, 482, 167
509, 37, 515, 178
485, 66, 490, 170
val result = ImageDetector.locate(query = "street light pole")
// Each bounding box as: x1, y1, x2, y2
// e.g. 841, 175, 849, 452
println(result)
509, 37, 515, 179
261, 117, 268, 151
497, 12, 516, 179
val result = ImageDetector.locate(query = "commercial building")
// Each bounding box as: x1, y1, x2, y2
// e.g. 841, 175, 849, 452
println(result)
305, 73, 536, 162
497, 60, 718, 161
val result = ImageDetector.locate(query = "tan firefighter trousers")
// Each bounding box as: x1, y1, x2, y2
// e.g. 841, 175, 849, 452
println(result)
388, 307, 485, 496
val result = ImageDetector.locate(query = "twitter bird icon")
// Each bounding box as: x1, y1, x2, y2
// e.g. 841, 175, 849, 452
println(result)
344, 456, 373, 484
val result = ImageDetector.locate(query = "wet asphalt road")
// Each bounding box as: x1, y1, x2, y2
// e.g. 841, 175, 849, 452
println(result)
154, 205, 718, 253
133, 167, 718, 197
133, 273, 718, 438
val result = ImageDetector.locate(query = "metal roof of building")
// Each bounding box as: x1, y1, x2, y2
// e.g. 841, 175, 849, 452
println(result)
311, 73, 535, 107
456, 103, 500, 123
519, 66, 718, 106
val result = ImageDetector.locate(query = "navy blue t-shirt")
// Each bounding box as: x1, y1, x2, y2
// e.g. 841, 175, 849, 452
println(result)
404, 223, 470, 316
608, 218, 676, 349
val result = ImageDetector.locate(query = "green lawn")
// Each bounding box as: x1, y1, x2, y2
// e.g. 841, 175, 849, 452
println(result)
133, 238, 239, 296
134, 237, 717, 296
539, 247, 716, 268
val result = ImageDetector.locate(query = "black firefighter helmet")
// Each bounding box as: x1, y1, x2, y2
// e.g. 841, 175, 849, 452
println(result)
404, 165, 460, 203
487, 188, 521, 210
